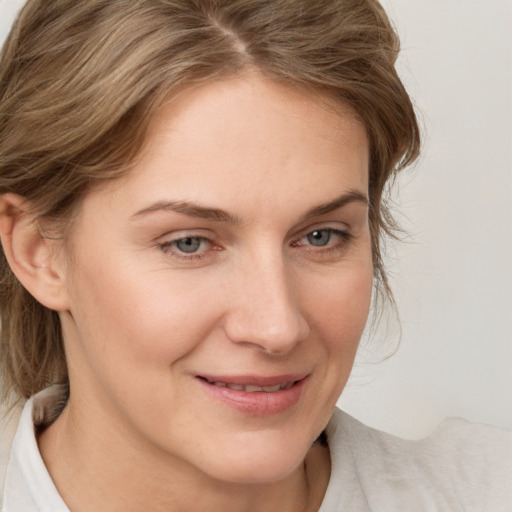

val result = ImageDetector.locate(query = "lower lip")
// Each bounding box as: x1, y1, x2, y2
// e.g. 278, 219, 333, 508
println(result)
197, 377, 307, 416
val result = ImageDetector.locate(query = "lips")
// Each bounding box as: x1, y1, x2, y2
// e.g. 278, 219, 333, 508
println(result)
196, 374, 308, 415
200, 377, 294, 393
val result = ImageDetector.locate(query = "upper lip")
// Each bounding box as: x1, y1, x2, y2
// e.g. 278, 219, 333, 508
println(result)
196, 373, 309, 387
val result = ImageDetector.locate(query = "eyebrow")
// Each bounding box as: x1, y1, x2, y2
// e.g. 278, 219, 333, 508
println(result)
302, 190, 368, 220
131, 200, 242, 224
131, 189, 368, 224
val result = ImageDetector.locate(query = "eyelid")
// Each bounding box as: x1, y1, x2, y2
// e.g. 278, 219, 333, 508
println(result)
292, 222, 351, 243
157, 227, 215, 241
160, 235, 210, 248
156, 229, 220, 260
290, 226, 354, 258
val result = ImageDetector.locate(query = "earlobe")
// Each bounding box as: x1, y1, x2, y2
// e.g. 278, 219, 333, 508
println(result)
0, 193, 70, 311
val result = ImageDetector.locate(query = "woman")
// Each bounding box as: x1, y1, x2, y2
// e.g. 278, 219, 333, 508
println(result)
0, 1, 509, 511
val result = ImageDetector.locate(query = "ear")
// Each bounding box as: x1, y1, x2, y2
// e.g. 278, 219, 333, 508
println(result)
0, 193, 70, 311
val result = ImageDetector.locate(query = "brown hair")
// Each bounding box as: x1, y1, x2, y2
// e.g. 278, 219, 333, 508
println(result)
0, 0, 419, 404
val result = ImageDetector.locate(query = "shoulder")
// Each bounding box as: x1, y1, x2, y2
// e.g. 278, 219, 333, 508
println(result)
321, 408, 512, 511
0, 385, 69, 511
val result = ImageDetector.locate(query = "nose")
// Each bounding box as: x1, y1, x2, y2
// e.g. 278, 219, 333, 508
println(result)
222, 253, 310, 355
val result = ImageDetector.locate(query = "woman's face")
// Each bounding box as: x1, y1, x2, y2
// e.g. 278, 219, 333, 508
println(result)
59, 73, 373, 483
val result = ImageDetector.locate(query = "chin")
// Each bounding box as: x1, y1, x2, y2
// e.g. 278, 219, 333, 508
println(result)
196, 429, 315, 485
207, 455, 305, 486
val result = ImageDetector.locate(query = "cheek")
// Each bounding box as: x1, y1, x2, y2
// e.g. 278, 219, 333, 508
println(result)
66, 254, 224, 375
300, 257, 373, 408
305, 260, 373, 345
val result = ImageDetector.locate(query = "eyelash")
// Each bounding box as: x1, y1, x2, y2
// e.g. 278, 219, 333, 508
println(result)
158, 236, 215, 260
157, 228, 353, 261
292, 228, 353, 254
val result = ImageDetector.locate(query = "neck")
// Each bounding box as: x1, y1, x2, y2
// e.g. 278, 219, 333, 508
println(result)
38, 396, 330, 512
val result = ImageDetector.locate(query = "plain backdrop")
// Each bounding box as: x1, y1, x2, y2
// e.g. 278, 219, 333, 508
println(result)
339, 0, 512, 437
1, 0, 511, 438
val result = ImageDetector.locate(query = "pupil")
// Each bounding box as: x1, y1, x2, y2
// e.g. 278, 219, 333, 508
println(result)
307, 230, 330, 246
176, 238, 201, 253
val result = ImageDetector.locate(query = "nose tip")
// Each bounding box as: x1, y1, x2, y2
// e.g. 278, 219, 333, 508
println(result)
223, 265, 310, 355
239, 305, 310, 355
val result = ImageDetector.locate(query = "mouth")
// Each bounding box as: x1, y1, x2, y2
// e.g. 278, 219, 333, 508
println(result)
195, 374, 308, 415
197, 377, 295, 393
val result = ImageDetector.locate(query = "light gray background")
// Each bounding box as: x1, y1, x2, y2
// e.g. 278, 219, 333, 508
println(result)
340, 0, 512, 437
1, 0, 510, 438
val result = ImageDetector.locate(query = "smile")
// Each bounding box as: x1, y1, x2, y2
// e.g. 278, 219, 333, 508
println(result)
196, 374, 308, 415
202, 378, 295, 393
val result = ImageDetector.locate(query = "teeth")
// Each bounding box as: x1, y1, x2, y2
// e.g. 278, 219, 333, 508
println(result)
245, 385, 263, 392
262, 384, 282, 392
208, 380, 293, 392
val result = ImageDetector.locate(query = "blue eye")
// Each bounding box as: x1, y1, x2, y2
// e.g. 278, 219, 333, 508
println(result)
293, 228, 353, 256
157, 234, 219, 263
306, 230, 334, 247
172, 237, 205, 254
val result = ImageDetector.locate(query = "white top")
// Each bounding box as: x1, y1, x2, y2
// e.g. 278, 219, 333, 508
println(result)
320, 409, 512, 511
1, 387, 511, 511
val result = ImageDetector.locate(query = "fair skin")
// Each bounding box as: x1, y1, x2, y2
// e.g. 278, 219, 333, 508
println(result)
1, 73, 372, 511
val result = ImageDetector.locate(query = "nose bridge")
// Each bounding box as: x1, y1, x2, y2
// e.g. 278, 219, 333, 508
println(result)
225, 246, 309, 354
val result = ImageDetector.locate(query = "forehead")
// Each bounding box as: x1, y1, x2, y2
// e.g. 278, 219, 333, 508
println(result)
144, 73, 367, 166
85, 73, 369, 221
